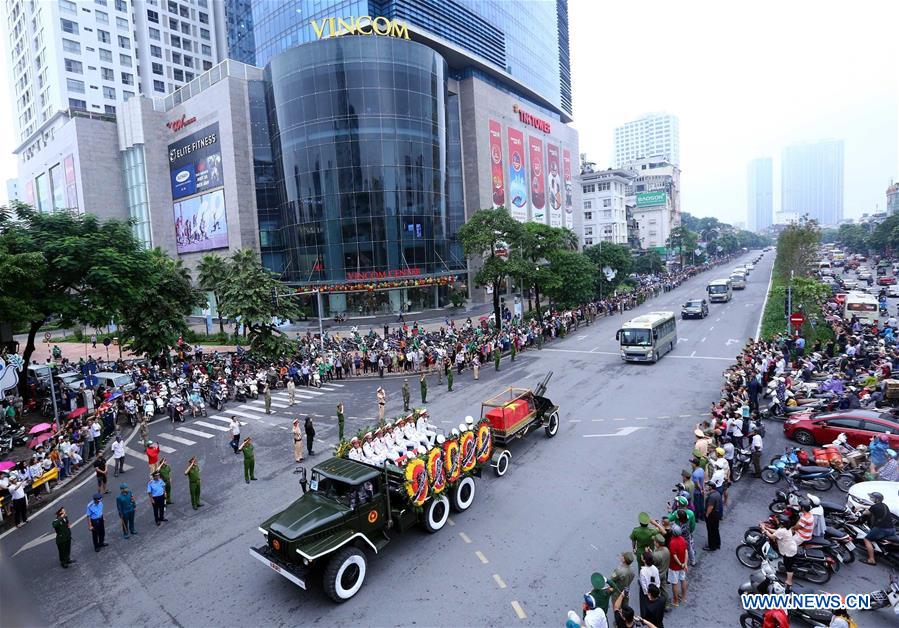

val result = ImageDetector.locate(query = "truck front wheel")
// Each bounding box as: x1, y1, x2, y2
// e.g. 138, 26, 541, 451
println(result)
323, 546, 367, 602
422, 494, 450, 533
451, 476, 476, 512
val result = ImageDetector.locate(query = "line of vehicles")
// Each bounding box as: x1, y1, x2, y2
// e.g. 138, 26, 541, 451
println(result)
615, 252, 766, 363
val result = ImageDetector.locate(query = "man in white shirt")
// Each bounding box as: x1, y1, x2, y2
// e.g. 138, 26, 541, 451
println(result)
9, 476, 28, 527
229, 417, 241, 454
111, 435, 126, 476
750, 430, 764, 477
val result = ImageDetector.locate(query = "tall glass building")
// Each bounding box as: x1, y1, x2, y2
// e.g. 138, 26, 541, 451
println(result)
230, 0, 572, 121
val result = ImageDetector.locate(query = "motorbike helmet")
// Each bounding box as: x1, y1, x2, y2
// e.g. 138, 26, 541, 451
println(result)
675, 496, 688, 507
798, 499, 812, 512
887, 449, 898, 458
776, 514, 792, 527
869, 492, 884, 502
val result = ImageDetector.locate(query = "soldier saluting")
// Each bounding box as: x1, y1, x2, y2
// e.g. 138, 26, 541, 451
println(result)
184, 457, 203, 510
52, 507, 75, 568
238, 436, 257, 484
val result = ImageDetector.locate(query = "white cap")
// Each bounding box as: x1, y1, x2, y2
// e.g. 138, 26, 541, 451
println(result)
436, 434, 446, 444
459, 423, 468, 432
417, 445, 427, 455
451, 428, 460, 437
465, 415, 474, 425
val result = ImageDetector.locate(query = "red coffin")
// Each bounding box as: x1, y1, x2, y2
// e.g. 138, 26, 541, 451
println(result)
485, 399, 533, 433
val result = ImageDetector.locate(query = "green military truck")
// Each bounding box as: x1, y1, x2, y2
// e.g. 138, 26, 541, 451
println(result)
250, 455, 480, 602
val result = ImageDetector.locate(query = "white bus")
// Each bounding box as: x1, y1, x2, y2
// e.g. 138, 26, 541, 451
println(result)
843, 291, 879, 326
707, 278, 733, 302
616, 311, 678, 363
729, 272, 747, 290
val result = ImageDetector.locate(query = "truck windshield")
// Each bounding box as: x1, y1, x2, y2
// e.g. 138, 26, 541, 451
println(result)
709, 285, 728, 293
620, 329, 652, 346
310, 473, 356, 505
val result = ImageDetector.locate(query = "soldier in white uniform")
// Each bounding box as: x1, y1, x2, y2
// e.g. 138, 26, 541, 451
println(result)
347, 437, 365, 462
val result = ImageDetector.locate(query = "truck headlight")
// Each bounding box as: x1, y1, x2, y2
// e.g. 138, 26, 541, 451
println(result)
258, 527, 269, 537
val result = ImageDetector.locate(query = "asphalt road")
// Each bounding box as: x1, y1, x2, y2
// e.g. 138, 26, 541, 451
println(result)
3, 250, 894, 627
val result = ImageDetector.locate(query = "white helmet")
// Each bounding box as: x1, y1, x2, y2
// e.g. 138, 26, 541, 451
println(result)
464, 415, 474, 425
451, 428, 460, 437
417, 445, 427, 455
436, 434, 446, 445
805, 494, 821, 506
459, 423, 468, 432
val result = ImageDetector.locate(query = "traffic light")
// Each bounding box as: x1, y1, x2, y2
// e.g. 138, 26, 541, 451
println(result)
784, 286, 792, 315
270, 287, 279, 309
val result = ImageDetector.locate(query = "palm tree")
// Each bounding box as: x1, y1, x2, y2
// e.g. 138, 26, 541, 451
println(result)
196, 253, 228, 335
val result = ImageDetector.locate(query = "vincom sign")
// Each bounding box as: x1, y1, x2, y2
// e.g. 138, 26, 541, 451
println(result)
310, 16, 410, 40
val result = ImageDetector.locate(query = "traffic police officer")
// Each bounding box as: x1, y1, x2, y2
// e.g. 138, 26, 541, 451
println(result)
239, 436, 257, 483
156, 458, 173, 505
185, 457, 203, 509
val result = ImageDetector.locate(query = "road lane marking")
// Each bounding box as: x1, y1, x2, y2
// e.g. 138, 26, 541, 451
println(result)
237, 405, 274, 415
700, 337, 707, 343
226, 409, 267, 420
592, 418, 605, 422
493, 574, 507, 589
124, 446, 149, 459
207, 415, 247, 425
459, 532, 472, 544
614, 418, 627, 421
194, 420, 230, 432
656, 416, 669, 419
176, 427, 215, 439
511, 601, 527, 620
709, 326, 715, 331
678, 414, 693, 418
475, 550, 489, 564
582, 426, 645, 438
690, 351, 696, 357
447, 517, 455, 527
156, 433, 196, 446
577, 335, 587, 340
569, 419, 581, 423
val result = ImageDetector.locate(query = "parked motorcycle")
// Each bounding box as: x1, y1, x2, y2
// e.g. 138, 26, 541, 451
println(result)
735, 537, 834, 584
738, 562, 832, 627
761, 460, 837, 491
865, 572, 899, 614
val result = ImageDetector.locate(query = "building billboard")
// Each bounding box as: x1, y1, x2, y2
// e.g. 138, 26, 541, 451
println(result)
488, 119, 505, 209
528, 135, 546, 223
63, 155, 78, 210
637, 190, 667, 207
507, 127, 528, 222
168, 122, 223, 200
547, 143, 562, 227
563, 148, 573, 229
173, 188, 228, 254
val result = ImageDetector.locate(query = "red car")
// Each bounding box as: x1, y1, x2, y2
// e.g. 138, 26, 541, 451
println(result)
783, 409, 899, 448
877, 275, 897, 285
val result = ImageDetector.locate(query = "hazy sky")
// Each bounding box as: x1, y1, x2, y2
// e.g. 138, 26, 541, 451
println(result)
569, 0, 899, 225
1, 0, 896, 225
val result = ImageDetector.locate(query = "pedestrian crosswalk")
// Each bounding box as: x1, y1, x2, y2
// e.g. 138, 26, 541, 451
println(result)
121, 381, 348, 471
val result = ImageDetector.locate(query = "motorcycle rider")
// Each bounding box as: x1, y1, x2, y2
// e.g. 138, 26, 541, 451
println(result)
862, 492, 897, 566
760, 516, 798, 593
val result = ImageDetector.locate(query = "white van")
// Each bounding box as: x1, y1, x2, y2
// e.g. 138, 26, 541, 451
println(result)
842, 292, 879, 326
707, 278, 733, 302
616, 311, 678, 363
730, 272, 747, 290
818, 261, 833, 276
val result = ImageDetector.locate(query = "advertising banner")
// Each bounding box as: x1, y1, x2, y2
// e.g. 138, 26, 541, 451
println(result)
547, 143, 562, 227
173, 188, 228, 254
563, 148, 574, 229
488, 119, 505, 209
63, 155, 78, 210
25, 180, 34, 207
507, 127, 528, 222
637, 190, 667, 207
528, 136, 545, 223
168, 122, 223, 201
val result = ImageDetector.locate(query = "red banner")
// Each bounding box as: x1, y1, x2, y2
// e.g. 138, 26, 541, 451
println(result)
547, 143, 562, 227
507, 127, 527, 222
563, 148, 573, 228
63, 155, 78, 210
528, 136, 545, 222
488, 119, 505, 209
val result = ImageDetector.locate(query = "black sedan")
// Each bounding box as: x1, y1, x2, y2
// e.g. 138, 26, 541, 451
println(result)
681, 298, 709, 319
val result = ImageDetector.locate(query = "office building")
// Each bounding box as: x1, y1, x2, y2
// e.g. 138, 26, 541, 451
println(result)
626, 155, 680, 250
614, 112, 680, 167
781, 139, 844, 226
747, 157, 773, 232
9, 5, 580, 315
1, 0, 227, 213
887, 182, 899, 214
580, 167, 634, 246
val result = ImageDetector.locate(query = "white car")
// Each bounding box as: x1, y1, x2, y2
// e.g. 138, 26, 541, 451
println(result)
888, 284, 899, 298
746, 263, 755, 271
847, 481, 899, 521
858, 270, 873, 282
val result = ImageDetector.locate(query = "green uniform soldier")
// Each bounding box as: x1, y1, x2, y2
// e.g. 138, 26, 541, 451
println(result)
336, 403, 346, 442
447, 367, 454, 392
419, 373, 428, 404
510, 340, 517, 362
239, 437, 257, 483
537, 331, 544, 350
494, 347, 501, 371
156, 459, 173, 505
587, 572, 613, 614
52, 507, 74, 568
402, 380, 410, 411
184, 457, 203, 509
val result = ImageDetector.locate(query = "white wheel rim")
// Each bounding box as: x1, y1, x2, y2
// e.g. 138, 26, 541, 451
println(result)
429, 495, 449, 529
456, 477, 475, 509
334, 555, 366, 599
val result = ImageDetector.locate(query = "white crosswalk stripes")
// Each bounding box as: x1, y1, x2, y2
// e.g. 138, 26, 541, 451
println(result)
207, 415, 246, 426
238, 404, 273, 415
176, 426, 215, 439
193, 420, 230, 432
156, 433, 197, 446
222, 409, 266, 421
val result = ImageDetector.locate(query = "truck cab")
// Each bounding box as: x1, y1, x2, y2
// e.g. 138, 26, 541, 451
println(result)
252, 453, 473, 602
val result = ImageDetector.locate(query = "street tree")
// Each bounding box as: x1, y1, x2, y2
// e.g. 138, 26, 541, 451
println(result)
0, 202, 147, 397
633, 250, 664, 275
196, 253, 229, 335
119, 249, 202, 361
512, 222, 577, 319
457, 207, 524, 329
666, 226, 698, 268
583, 242, 632, 298
217, 249, 302, 358
542, 250, 597, 308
